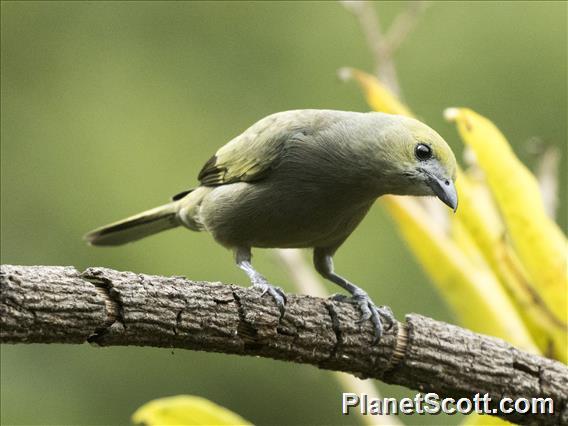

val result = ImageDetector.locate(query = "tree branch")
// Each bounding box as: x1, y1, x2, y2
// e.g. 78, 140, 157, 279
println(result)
276, 248, 403, 426
1, 264, 566, 425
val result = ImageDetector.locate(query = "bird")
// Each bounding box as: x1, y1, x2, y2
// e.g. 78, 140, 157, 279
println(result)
85, 109, 458, 342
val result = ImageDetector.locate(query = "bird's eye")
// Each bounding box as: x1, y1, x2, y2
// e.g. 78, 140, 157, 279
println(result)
415, 143, 432, 161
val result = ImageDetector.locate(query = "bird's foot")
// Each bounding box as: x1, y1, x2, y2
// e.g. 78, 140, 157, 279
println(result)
251, 279, 287, 317
330, 290, 394, 344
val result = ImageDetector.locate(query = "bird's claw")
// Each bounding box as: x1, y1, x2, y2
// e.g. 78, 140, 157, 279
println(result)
329, 293, 349, 302
252, 281, 287, 316
330, 291, 395, 344
377, 305, 395, 329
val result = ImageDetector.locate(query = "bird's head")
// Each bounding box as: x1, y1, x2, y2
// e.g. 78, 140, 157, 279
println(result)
375, 115, 458, 211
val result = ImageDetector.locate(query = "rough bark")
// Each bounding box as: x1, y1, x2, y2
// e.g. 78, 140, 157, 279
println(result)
1, 264, 566, 425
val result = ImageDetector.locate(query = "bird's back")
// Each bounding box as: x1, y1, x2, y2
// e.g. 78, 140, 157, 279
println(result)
193, 110, 388, 249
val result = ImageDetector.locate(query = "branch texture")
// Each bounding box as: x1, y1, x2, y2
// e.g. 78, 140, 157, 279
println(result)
1, 264, 566, 425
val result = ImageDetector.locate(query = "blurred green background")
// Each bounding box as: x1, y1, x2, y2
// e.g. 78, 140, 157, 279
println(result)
1, 1, 566, 425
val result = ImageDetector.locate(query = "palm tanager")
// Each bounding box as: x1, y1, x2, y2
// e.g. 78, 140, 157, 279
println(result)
85, 109, 458, 342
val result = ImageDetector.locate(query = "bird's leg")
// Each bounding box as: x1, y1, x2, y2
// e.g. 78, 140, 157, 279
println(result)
235, 247, 286, 315
313, 248, 394, 343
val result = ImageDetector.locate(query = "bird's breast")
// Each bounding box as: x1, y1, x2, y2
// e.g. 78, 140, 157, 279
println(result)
198, 178, 375, 249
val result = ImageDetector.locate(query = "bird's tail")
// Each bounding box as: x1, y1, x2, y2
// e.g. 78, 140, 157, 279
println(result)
84, 201, 181, 246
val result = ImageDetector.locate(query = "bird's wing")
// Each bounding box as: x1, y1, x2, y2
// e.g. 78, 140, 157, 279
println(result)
197, 141, 281, 186
197, 113, 302, 186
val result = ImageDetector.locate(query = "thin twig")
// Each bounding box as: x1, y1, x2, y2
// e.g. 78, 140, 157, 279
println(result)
341, 0, 401, 96
276, 249, 326, 298
536, 145, 560, 220
341, 1, 429, 97
383, 2, 430, 57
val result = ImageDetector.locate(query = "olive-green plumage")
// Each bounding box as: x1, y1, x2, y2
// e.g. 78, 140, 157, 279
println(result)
85, 109, 458, 341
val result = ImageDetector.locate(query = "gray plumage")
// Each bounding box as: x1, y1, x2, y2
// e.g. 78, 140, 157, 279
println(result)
85, 109, 458, 342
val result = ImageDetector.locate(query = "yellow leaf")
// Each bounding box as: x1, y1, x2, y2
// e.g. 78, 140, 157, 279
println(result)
339, 67, 413, 116
345, 70, 543, 353
496, 240, 567, 361
454, 168, 505, 258
132, 395, 252, 426
450, 207, 488, 268
454, 170, 566, 361
382, 196, 539, 353
461, 413, 514, 425
445, 108, 568, 341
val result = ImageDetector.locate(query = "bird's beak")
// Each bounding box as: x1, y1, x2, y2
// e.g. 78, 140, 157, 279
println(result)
426, 174, 458, 212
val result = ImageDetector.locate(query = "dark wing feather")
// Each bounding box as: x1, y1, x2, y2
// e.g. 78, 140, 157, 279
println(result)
196, 115, 293, 187
171, 189, 194, 201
